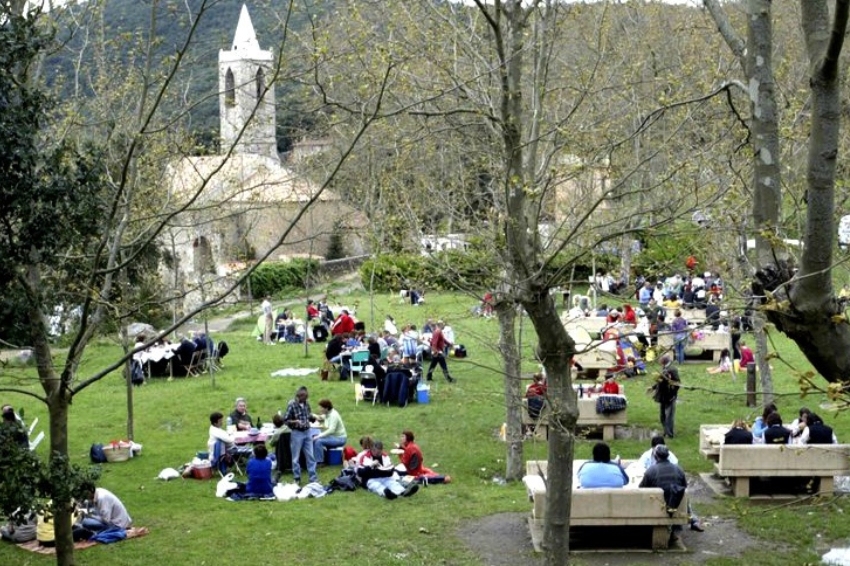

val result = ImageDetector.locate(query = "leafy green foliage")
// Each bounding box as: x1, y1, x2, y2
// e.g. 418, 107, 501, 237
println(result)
360, 250, 497, 291
245, 259, 319, 298
325, 220, 347, 260
0, 422, 99, 522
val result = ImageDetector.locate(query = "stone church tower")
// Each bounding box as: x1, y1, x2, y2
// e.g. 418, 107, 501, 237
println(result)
219, 4, 278, 161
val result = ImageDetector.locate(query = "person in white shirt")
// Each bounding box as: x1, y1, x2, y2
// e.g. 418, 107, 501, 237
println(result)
207, 411, 236, 465
637, 435, 679, 470
384, 316, 398, 336
80, 483, 132, 532
261, 297, 274, 345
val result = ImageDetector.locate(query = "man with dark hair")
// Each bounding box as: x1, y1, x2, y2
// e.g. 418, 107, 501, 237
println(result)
282, 386, 318, 485
652, 356, 680, 438
763, 412, 792, 445
638, 435, 679, 469
426, 321, 455, 383
640, 445, 690, 548
79, 482, 132, 533
577, 442, 628, 488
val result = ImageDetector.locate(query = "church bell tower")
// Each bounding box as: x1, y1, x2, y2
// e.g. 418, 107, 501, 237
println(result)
219, 4, 278, 161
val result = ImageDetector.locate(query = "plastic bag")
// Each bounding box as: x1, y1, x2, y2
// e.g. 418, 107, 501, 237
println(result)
216, 473, 238, 497
157, 468, 180, 481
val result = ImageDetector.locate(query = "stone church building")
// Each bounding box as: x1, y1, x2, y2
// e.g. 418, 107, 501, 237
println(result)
165, 5, 365, 310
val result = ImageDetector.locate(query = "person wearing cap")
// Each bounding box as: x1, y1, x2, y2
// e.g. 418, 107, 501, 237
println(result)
651, 355, 680, 438
639, 445, 692, 548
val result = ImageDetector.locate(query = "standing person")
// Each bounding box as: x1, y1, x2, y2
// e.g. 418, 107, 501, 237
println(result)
281, 386, 318, 485
79, 482, 132, 532
426, 321, 455, 383
652, 355, 680, 438
261, 296, 274, 345
670, 309, 688, 364
312, 399, 348, 463
639, 445, 689, 549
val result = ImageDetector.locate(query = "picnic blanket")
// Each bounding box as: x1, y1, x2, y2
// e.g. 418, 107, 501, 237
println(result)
270, 367, 318, 378
17, 527, 150, 555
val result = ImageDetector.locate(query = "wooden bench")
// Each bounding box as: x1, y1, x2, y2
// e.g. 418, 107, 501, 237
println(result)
521, 394, 627, 441
714, 444, 850, 497
657, 331, 730, 361
523, 460, 689, 551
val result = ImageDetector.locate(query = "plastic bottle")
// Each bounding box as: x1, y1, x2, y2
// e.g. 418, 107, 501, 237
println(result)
226, 416, 232, 428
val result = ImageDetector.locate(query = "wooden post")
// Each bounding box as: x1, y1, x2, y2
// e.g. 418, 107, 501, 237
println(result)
746, 362, 757, 407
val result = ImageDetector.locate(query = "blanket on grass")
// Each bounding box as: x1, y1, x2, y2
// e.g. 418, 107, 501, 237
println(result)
17, 527, 150, 555
270, 367, 318, 378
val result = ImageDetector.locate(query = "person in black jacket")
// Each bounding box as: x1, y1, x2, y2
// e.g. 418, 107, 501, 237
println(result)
652, 356, 680, 438
640, 445, 691, 548
724, 419, 754, 445
763, 412, 792, 444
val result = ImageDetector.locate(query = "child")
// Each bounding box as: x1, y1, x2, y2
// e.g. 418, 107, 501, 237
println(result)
706, 348, 733, 374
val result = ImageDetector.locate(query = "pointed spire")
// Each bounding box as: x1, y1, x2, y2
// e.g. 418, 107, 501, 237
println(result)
232, 4, 261, 52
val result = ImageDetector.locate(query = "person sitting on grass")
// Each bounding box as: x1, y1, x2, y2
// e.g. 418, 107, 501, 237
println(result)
706, 348, 733, 374
79, 482, 132, 532
393, 430, 451, 484
577, 442, 628, 488
227, 444, 275, 500
355, 440, 419, 500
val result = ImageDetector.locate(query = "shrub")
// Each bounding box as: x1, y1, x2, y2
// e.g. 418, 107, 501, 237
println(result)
245, 259, 319, 298
360, 250, 497, 291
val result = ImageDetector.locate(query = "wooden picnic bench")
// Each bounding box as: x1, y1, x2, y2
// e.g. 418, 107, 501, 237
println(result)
713, 444, 850, 497
521, 391, 627, 441
523, 460, 689, 551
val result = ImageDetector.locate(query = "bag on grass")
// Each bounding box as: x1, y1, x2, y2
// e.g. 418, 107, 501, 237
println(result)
90, 443, 107, 464
216, 473, 238, 498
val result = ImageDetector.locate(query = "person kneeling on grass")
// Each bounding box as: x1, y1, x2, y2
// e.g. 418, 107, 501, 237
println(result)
355, 440, 418, 500
79, 482, 132, 533
392, 430, 451, 485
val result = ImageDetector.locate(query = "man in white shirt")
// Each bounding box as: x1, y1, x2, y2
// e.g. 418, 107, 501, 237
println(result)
261, 296, 273, 345
80, 482, 132, 532
638, 435, 679, 470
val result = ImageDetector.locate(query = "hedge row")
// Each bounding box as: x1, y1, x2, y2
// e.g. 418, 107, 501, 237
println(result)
246, 259, 319, 298
359, 251, 498, 292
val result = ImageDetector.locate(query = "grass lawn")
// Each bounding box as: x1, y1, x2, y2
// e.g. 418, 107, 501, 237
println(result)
0, 290, 848, 565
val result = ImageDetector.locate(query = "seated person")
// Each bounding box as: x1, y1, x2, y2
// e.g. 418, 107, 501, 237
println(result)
763, 412, 792, 445
79, 482, 132, 532
38, 504, 82, 547
207, 411, 238, 466
229, 398, 253, 431
789, 407, 812, 440
526, 373, 547, 397
707, 348, 733, 374
306, 300, 320, 321
724, 419, 754, 445
577, 442, 628, 488
312, 399, 348, 462
267, 414, 290, 449
1, 508, 36, 543
355, 440, 419, 499
1, 406, 29, 449
240, 444, 275, 498
751, 402, 777, 442
637, 436, 679, 469
393, 430, 450, 484
601, 375, 620, 394
349, 436, 374, 469
799, 412, 838, 444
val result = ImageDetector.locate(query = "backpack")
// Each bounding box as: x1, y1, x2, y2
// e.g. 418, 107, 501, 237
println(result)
454, 345, 468, 358
130, 360, 145, 386
90, 443, 107, 463
329, 469, 358, 492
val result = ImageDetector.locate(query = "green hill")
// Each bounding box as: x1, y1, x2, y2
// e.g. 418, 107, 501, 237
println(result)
46, 0, 336, 152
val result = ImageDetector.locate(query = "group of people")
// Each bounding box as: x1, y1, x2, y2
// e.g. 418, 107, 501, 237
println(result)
206, 388, 449, 500
730, 404, 839, 446
576, 437, 703, 549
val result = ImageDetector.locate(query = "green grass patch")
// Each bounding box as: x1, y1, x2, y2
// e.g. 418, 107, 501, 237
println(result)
0, 291, 847, 565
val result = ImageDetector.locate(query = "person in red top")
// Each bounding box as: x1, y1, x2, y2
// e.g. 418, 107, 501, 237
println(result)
685, 255, 698, 272
426, 321, 455, 383
525, 373, 547, 398
331, 309, 355, 336
602, 375, 621, 395
738, 340, 755, 368
395, 430, 451, 484
306, 300, 320, 320
622, 304, 637, 325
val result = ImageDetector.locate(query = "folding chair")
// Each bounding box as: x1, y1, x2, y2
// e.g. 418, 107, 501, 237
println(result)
348, 350, 370, 382
183, 350, 204, 377
212, 440, 244, 477
29, 431, 45, 451
357, 367, 378, 406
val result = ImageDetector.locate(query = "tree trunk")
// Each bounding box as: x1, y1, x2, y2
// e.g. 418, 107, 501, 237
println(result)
48, 396, 76, 566
497, 298, 524, 482
523, 293, 577, 565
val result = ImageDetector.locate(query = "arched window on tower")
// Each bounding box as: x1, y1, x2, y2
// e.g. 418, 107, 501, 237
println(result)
255, 67, 265, 99
225, 68, 235, 107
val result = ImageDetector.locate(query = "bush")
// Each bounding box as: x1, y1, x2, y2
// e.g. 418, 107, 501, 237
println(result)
245, 259, 320, 298
360, 250, 498, 292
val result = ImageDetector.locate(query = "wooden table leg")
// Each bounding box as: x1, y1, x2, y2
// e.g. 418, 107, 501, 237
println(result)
732, 477, 750, 497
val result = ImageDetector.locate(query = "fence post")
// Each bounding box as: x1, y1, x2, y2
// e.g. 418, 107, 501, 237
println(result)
746, 362, 757, 407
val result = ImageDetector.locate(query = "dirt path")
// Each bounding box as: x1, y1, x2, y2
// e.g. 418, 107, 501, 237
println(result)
458, 475, 765, 565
